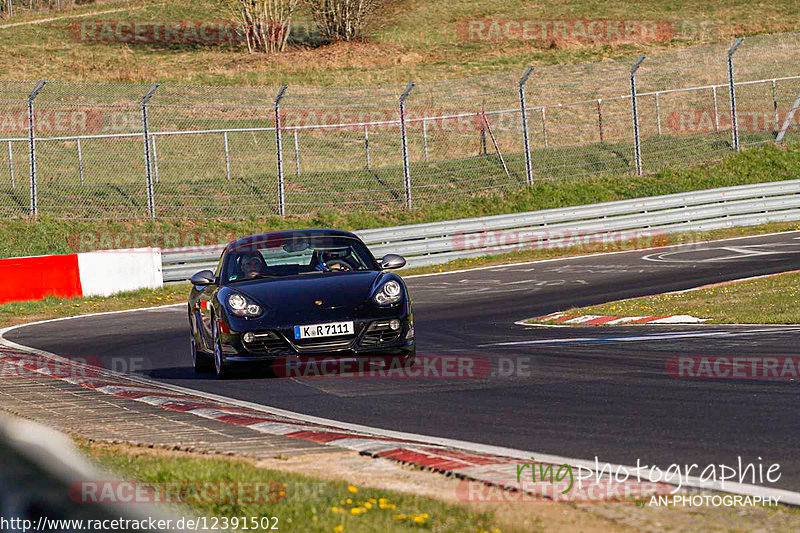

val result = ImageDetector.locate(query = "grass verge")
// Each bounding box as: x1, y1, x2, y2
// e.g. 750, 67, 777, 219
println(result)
560, 270, 800, 324
79, 441, 507, 533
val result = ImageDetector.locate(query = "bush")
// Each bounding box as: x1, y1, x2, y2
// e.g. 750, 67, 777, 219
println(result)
305, 0, 381, 42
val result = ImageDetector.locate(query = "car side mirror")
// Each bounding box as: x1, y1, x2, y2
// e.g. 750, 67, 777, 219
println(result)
380, 254, 406, 270
190, 269, 216, 286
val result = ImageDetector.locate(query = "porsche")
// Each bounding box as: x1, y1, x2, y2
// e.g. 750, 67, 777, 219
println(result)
188, 229, 415, 378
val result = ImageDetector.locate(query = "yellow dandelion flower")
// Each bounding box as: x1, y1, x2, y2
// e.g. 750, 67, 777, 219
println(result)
346, 498, 353, 505
414, 516, 427, 524
333, 525, 343, 533
364, 502, 372, 509
394, 514, 406, 521
347, 485, 358, 494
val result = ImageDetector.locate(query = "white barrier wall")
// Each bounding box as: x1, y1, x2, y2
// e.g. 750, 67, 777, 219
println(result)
77, 248, 163, 297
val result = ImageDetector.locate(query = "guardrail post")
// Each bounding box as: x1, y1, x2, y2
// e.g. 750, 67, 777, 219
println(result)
630, 56, 646, 176
274, 85, 288, 216
728, 37, 744, 152
140, 82, 160, 218
27, 80, 46, 218
8, 141, 14, 188
518, 67, 534, 186
399, 81, 415, 209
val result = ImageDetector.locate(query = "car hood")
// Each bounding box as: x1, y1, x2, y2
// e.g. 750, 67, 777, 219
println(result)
230, 271, 384, 315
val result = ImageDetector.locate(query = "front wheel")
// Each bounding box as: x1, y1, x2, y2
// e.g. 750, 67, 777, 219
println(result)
191, 335, 212, 373
212, 320, 230, 379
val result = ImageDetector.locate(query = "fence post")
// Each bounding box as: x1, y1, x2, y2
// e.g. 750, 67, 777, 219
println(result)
274, 85, 288, 216
27, 80, 46, 218
150, 136, 159, 184
140, 82, 160, 218
540, 107, 548, 148
364, 125, 371, 170
399, 81, 415, 210
223, 131, 231, 181
597, 99, 604, 143
518, 66, 534, 186
422, 119, 428, 161
77, 138, 84, 186
630, 56, 646, 176
712, 85, 720, 132
8, 141, 14, 188
728, 37, 744, 152
7, 0, 12, 17
293, 129, 300, 176
655, 92, 662, 136
775, 92, 800, 144
771, 79, 779, 131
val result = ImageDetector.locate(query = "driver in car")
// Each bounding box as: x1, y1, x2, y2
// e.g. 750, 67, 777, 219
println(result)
240, 252, 268, 279
313, 250, 348, 272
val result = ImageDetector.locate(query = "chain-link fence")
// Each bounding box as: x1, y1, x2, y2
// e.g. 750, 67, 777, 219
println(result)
2, 31, 800, 219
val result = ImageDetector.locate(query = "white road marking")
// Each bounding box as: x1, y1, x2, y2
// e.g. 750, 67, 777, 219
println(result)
481, 327, 800, 346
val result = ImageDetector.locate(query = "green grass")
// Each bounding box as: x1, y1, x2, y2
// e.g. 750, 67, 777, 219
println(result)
81, 443, 507, 533
2, 140, 799, 256
3, 0, 800, 85
561, 271, 800, 324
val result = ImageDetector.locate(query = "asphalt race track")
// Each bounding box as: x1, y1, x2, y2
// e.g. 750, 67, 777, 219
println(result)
7, 231, 800, 491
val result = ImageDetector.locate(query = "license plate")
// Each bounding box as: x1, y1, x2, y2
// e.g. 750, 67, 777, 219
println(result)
294, 321, 354, 340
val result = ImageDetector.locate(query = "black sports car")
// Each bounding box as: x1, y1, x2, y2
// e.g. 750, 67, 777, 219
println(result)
188, 229, 415, 378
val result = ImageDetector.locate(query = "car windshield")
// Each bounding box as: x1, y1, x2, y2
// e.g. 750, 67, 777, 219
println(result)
222, 235, 377, 283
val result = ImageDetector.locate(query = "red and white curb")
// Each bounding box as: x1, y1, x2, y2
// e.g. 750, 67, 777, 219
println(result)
527, 312, 709, 326
2, 308, 798, 506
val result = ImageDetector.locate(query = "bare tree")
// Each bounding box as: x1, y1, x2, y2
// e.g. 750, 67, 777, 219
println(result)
304, 0, 380, 42
236, 0, 300, 53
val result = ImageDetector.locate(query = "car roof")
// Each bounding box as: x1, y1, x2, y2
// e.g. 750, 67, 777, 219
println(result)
224, 229, 361, 253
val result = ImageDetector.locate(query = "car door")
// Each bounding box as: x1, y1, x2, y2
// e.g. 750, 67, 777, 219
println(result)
196, 252, 225, 351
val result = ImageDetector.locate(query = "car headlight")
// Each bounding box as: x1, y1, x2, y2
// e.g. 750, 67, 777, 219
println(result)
227, 293, 262, 317
374, 280, 403, 305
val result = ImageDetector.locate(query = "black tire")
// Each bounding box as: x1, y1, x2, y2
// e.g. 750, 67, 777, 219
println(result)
191, 334, 212, 373
212, 319, 230, 379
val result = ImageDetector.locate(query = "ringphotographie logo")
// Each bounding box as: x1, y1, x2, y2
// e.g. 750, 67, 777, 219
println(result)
456, 19, 673, 43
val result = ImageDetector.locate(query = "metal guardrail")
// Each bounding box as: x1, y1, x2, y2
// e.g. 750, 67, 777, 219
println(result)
162, 179, 800, 281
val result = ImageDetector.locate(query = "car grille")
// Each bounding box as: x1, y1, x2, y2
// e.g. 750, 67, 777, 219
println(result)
359, 320, 402, 347
243, 331, 293, 355
293, 336, 354, 353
